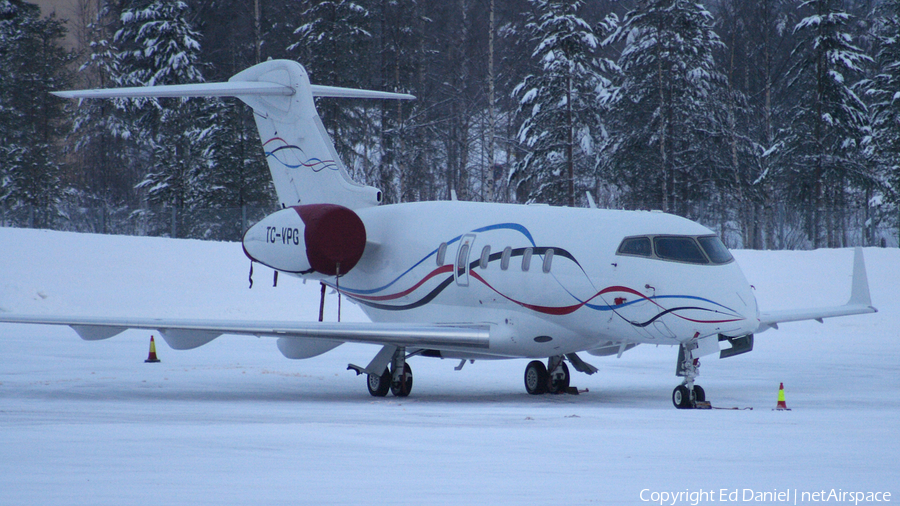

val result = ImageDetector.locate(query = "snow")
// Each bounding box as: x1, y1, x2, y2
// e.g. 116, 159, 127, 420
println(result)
1, 227, 898, 505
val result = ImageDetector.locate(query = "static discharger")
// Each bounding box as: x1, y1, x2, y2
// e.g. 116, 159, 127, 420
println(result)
145, 336, 161, 363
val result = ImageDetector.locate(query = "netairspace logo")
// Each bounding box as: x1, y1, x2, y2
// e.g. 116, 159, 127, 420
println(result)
639, 488, 892, 506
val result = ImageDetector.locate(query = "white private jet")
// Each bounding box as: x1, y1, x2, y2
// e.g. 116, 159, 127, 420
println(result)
0, 60, 877, 408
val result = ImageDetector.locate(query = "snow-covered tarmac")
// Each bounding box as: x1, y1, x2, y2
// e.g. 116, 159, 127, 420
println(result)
1, 227, 897, 505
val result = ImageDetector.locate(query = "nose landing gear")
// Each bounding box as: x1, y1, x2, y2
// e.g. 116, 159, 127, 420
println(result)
673, 341, 708, 409
672, 383, 706, 408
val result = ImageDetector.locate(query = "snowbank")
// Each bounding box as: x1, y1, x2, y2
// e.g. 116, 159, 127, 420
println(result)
1, 227, 897, 505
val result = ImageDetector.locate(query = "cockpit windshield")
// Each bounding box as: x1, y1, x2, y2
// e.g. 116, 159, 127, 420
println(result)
654, 236, 708, 264
617, 237, 652, 257
697, 235, 733, 264
616, 234, 733, 265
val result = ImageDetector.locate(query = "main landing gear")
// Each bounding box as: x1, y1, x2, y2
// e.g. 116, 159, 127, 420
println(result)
524, 356, 571, 395
673, 341, 707, 409
364, 347, 414, 398
358, 350, 597, 398
366, 363, 413, 397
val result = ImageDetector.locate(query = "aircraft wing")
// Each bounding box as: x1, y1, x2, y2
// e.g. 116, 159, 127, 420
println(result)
0, 314, 490, 351
756, 247, 877, 332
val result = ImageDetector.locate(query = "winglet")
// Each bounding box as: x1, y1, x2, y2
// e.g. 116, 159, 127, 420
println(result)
756, 247, 877, 331
848, 247, 873, 308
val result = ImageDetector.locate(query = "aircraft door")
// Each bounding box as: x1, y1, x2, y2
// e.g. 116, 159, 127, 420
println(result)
455, 234, 476, 287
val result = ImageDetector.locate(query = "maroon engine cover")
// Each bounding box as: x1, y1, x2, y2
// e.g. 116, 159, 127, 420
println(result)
295, 204, 366, 276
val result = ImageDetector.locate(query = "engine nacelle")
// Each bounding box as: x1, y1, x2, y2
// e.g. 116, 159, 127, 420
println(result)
242, 204, 366, 277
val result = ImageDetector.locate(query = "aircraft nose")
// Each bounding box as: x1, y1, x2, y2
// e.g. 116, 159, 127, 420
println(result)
724, 264, 759, 336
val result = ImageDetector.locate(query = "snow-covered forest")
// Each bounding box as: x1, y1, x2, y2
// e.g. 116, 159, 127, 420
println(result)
1, 0, 899, 248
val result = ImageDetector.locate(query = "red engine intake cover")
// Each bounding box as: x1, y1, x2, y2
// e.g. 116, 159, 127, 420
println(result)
295, 204, 366, 276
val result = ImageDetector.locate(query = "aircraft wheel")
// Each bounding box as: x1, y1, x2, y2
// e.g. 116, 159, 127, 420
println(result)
524, 360, 549, 395
390, 363, 413, 397
547, 361, 570, 394
672, 385, 693, 409
367, 368, 391, 397
693, 385, 705, 403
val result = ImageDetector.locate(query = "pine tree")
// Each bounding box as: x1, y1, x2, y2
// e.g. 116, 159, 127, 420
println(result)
288, 0, 374, 173
869, 0, 900, 214
374, 0, 426, 204
115, 0, 212, 236
712, 0, 795, 248
201, 98, 275, 211
0, 0, 74, 227
787, 0, 872, 247
511, 0, 606, 207
603, 0, 725, 213
192, 0, 277, 218
68, 0, 139, 224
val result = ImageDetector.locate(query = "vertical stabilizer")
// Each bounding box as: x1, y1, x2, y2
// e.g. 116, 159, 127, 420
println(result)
230, 60, 380, 209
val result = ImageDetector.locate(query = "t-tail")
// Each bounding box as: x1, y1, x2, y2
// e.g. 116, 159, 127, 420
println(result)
53, 60, 415, 210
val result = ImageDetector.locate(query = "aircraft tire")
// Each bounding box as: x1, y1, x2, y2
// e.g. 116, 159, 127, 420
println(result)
524, 361, 549, 395
672, 385, 693, 409
367, 368, 391, 397
390, 363, 413, 397
547, 361, 570, 394
693, 385, 705, 403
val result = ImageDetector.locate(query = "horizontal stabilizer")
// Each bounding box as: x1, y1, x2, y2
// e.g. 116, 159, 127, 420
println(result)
52, 81, 293, 99
52, 82, 414, 101
309, 85, 415, 101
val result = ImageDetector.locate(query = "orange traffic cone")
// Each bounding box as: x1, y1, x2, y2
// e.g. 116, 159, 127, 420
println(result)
774, 382, 790, 410
145, 336, 161, 363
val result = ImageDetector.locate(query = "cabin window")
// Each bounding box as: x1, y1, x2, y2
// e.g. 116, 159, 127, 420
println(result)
436, 242, 447, 265
541, 249, 554, 273
522, 248, 533, 271
617, 236, 652, 257
457, 243, 470, 275
479, 245, 491, 269
500, 247, 512, 270
697, 235, 734, 264
653, 236, 708, 264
